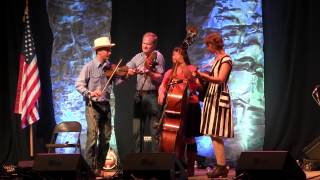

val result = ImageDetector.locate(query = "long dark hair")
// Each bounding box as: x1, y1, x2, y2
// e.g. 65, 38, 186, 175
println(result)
172, 46, 191, 65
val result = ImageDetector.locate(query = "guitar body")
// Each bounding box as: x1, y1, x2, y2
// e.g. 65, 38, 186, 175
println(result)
160, 81, 189, 157
198, 71, 210, 101
199, 80, 209, 102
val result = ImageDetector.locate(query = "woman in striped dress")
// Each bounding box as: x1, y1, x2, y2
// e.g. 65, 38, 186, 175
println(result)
195, 32, 234, 178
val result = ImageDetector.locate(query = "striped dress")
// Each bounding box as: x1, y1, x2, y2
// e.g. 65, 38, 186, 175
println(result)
200, 56, 234, 138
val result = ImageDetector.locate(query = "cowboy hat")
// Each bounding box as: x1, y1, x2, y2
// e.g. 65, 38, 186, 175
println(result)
93, 36, 115, 50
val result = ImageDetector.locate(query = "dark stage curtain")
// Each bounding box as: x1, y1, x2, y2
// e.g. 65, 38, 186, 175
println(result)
2, 0, 55, 165
2, 0, 319, 165
263, 0, 320, 158
111, 0, 186, 162
2, 0, 186, 164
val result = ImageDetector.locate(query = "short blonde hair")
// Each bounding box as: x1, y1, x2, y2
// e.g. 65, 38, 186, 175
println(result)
204, 32, 224, 50
143, 32, 158, 46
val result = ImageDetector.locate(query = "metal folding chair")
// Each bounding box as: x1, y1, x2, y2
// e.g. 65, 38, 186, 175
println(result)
46, 121, 82, 154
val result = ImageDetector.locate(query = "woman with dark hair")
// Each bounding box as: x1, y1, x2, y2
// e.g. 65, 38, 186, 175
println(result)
195, 31, 234, 178
158, 47, 202, 176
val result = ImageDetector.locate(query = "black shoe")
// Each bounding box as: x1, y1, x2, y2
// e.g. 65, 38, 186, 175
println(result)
207, 164, 228, 178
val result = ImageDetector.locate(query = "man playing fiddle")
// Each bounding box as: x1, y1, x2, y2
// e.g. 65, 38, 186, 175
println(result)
126, 32, 165, 153
75, 36, 123, 177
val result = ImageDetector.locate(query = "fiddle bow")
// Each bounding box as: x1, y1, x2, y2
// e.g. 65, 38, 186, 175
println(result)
102, 58, 123, 93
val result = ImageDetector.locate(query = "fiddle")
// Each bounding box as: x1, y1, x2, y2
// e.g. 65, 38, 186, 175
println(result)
101, 58, 123, 93
105, 64, 129, 78
105, 64, 148, 78
144, 51, 158, 72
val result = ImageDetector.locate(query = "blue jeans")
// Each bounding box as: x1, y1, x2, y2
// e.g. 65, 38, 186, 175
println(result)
133, 93, 161, 152
85, 101, 111, 170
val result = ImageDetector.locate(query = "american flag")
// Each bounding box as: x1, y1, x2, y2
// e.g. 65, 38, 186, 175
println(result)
14, 9, 41, 128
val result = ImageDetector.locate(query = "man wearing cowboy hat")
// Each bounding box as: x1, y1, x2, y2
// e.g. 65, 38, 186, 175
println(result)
76, 36, 118, 176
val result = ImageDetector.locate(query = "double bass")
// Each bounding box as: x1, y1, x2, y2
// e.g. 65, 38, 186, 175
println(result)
159, 26, 197, 157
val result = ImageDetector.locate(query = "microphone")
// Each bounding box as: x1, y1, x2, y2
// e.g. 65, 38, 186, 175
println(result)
169, 79, 183, 86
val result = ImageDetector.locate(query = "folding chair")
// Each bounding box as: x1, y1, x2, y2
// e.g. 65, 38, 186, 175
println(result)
46, 121, 82, 154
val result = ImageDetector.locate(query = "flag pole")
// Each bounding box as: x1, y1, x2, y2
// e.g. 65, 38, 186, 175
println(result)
25, 0, 34, 158
24, 0, 28, 22
30, 124, 34, 157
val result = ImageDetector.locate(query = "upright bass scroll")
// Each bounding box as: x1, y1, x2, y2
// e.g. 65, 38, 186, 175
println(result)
182, 25, 198, 50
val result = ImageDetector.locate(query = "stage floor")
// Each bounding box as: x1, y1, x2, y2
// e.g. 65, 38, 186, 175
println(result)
102, 168, 320, 180
11, 160, 320, 179
189, 168, 235, 180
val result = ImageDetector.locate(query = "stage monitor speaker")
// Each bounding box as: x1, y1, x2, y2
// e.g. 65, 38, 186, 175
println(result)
303, 136, 320, 160
33, 153, 92, 179
236, 151, 306, 180
123, 152, 186, 179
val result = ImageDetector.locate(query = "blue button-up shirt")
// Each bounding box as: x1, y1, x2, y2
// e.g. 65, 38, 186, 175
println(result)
76, 58, 114, 102
126, 50, 165, 91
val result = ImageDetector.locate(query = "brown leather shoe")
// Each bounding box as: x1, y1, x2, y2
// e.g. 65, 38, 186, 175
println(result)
207, 164, 228, 178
